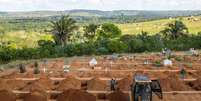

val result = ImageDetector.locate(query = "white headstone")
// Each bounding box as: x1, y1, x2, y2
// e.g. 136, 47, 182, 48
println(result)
163, 59, 173, 66
43, 68, 47, 73
190, 48, 198, 55
89, 58, 97, 66
63, 65, 70, 72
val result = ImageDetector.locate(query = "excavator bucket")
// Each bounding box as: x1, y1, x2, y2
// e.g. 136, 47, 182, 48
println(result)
151, 80, 163, 99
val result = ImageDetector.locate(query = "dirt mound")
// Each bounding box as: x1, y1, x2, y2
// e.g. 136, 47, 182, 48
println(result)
107, 91, 129, 101
188, 77, 201, 90
87, 78, 107, 91
0, 79, 26, 90
0, 90, 17, 101
57, 89, 96, 101
57, 76, 81, 91
0, 79, 10, 90
160, 74, 191, 91
49, 60, 64, 69
23, 90, 48, 101
0, 71, 19, 79
23, 75, 53, 91
117, 77, 133, 91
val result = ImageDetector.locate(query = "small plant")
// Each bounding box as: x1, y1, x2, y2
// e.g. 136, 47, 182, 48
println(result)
34, 61, 40, 74
175, 56, 183, 61
187, 62, 193, 68
154, 60, 162, 67
19, 64, 26, 73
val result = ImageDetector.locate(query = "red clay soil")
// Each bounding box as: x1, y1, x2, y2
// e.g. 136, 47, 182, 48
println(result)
23, 75, 53, 91
57, 76, 81, 91
23, 90, 48, 101
57, 89, 96, 101
117, 77, 133, 91
87, 78, 108, 91
188, 77, 201, 90
0, 78, 26, 90
159, 74, 192, 91
107, 91, 129, 101
0, 71, 23, 79
0, 79, 11, 90
49, 60, 64, 69
0, 90, 17, 101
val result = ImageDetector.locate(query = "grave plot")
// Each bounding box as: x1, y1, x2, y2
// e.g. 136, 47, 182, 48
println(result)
0, 53, 201, 101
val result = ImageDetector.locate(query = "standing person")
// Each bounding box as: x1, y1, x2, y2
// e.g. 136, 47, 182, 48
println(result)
180, 68, 187, 79
110, 79, 117, 91
34, 61, 40, 74
19, 64, 26, 73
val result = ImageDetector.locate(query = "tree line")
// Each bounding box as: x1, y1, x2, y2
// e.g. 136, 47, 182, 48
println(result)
0, 15, 201, 64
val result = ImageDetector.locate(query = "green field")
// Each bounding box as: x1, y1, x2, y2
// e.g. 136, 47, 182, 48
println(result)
0, 31, 52, 48
1, 16, 201, 48
118, 16, 201, 34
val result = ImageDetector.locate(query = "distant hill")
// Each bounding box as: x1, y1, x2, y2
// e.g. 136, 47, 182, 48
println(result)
1, 9, 201, 18
0, 12, 7, 14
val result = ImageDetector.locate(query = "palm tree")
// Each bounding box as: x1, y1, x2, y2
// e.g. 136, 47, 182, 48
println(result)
51, 15, 78, 46
161, 20, 188, 39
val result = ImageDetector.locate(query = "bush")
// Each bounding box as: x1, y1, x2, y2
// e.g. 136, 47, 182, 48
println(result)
96, 47, 109, 55
38, 40, 55, 47
1, 32, 201, 64
106, 40, 127, 53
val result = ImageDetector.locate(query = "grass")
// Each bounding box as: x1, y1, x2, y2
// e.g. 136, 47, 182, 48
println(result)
118, 16, 201, 34
0, 31, 53, 48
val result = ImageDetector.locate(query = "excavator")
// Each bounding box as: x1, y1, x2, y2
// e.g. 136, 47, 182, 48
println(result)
130, 75, 163, 101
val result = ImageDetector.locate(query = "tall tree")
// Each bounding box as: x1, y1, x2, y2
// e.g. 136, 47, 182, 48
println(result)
51, 15, 78, 46
161, 20, 188, 39
97, 23, 122, 40
83, 24, 99, 41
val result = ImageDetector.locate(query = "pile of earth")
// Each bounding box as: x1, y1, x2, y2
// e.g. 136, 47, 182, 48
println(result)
87, 78, 108, 91
0, 90, 17, 101
23, 90, 48, 101
107, 91, 129, 101
19, 72, 39, 78
57, 76, 81, 91
0, 78, 26, 90
117, 77, 133, 91
23, 75, 53, 91
49, 60, 64, 69
0, 71, 19, 79
159, 74, 192, 91
57, 89, 96, 101
187, 77, 201, 90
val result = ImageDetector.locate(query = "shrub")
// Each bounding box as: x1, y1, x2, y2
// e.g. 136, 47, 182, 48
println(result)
96, 47, 109, 55
128, 39, 144, 52
106, 40, 127, 53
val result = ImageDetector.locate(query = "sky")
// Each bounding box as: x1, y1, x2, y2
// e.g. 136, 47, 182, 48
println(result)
0, 0, 201, 11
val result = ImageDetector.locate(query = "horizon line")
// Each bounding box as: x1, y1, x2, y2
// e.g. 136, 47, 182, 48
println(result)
1, 9, 201, 12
